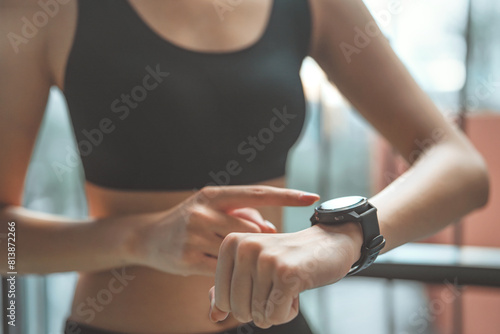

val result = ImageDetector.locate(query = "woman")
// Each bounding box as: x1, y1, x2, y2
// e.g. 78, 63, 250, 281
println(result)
0, 0, 489, 333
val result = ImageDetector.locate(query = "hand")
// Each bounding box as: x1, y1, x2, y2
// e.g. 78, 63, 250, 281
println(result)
209, 222, 363, 328
133, 186, 320, 276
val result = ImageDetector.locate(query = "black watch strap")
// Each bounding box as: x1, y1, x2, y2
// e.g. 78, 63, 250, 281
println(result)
347, 205, 386, 276
357, 206, 380, 242
346, 235, 385, 276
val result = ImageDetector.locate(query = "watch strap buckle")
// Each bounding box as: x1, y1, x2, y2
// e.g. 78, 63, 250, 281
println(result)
346, 235, 386, 276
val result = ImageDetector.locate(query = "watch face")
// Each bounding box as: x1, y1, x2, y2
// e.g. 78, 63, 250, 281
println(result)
318, 196, 366, 212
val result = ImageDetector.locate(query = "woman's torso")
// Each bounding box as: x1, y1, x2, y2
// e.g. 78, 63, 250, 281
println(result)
47, 0, 311, 332
72, 178, 285, 333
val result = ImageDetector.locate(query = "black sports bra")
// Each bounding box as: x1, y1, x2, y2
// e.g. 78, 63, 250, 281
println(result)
64, 0, 311, 191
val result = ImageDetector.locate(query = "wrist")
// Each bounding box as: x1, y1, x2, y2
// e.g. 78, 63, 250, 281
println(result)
314, 222, 364, 267
111, 211, 162, 267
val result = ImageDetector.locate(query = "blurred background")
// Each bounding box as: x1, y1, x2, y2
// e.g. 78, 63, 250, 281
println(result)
1, 0, 499, 333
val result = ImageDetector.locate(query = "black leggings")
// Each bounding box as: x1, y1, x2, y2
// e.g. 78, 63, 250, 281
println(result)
65, 312, 313, 334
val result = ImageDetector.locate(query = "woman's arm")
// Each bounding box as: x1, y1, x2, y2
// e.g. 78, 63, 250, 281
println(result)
0, 207, 143, 274
2, 187, 317, 275
0, 1, 137, 274
308, 0, 489, 251
210, 0, 489, 327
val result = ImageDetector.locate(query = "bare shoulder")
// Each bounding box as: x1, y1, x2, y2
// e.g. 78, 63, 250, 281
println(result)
0, 0, 77, 89
307, 0, 373, 66
306, 0, 336, 60
45, 0, 78, 90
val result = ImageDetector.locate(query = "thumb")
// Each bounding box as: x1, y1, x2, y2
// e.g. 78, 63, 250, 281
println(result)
209, 286, 229, 323
229, 208, 277, 233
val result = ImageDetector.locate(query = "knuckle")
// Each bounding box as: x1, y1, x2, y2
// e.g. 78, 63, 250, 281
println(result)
199, 186, 219, 200
275, 262, 296, 278
233, 312, 252, 324
252, 313, 273, 329
220, 233, 242, 252
231, 301, 251, 322
188, 205, 211, 223
237, 237, 263, 256
247, 186, 269, 198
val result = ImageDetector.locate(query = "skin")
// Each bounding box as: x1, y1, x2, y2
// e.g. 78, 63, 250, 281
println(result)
0, 0, 489, 333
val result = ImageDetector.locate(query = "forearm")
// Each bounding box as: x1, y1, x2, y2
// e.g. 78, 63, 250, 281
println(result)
0, 205, 144, 274
370, 133, 489, 253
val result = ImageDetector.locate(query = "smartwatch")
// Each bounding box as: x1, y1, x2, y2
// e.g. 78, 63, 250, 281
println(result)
310, 196, 386, 276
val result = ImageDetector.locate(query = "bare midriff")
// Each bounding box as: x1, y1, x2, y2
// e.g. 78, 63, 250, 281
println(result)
68, 177, 286, 334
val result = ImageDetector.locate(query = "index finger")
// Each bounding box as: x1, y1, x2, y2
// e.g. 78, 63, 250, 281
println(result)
198, 186, 320, 211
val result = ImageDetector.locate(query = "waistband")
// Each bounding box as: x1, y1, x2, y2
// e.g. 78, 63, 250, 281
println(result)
65, 311, 313, 334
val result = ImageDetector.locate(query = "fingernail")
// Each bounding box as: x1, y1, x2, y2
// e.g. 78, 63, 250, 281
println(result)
300, 192, 320, 199
265, 220, 277, 231
209, 303, 229, 323
209, 295, 215, 322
